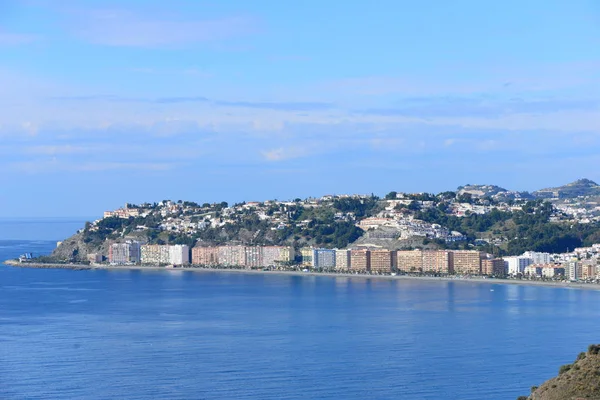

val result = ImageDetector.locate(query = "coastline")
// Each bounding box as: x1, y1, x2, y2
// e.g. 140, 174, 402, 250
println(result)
4, 259, 600, 291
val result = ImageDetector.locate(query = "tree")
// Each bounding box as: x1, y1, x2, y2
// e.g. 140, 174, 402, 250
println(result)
385, 191, 397, 200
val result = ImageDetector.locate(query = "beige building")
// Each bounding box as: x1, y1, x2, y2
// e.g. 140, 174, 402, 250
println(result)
422, 250, 453, 274
300, 247, 313, 266
369, 249, 394, 273
140, 244, 170, 265
245, 246, 263, 268
192, 246, 219, 265
396, 250, 423, 272
481, 258, 505, 276
335, 249, 351, 270
218, 245, 246, 267
452, 250, 482, 275
262, 246, 294, 267
350, 249, 370, 271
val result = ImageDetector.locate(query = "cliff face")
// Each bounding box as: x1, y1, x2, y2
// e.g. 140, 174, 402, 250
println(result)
526, 345, 600, 400
50, 232, 110, 262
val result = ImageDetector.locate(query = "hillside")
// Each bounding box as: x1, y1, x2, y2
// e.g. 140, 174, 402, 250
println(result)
523, 345, 600, 400
534, 178, 600, 199
39, 179, 600, 263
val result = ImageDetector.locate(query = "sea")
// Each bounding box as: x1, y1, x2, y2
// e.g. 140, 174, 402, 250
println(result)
1, 219, 600, 399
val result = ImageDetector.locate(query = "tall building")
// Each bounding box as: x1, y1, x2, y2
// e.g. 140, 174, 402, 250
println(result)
370, 249, 394, 273
244, 246, 263, 268
279, 246, 295, 263
335, 249, 351, 270
192, 246, 219, 265
567, 261, 579, 281
262, 246, 294, 267
452, 250, 482, 275
396, 250, 423, 272
481, 258, 505, 276
169, 245, 190, 265
300, 247, 313, 266
504, 256, 533, 276
422, 250, 453, 274
522, 251, 551, 265
313, 248, 336, 269
141, 244, 170, 265
218, 246, 246, 267
350, 249, 370, 271
109, 241, 141, 265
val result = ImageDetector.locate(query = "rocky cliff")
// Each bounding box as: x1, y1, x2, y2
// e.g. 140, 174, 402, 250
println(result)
523, 344, 600, 400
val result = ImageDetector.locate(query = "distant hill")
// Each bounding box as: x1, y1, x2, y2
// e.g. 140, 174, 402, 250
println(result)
456, 184, 508, 198
524, 344, 600, 400
533, 178, 600, 199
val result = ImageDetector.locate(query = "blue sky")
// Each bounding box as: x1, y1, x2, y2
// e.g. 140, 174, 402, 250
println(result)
1, 0, 600, 217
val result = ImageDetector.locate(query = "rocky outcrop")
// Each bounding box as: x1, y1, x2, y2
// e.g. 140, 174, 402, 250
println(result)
524, 345, 600, 400
50, 232, 110, 262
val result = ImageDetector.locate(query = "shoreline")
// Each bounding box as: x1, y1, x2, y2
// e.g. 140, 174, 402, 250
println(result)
4, 259, 600, 291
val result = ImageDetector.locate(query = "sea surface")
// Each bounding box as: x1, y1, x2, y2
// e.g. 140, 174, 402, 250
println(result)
2, 222, 600, 399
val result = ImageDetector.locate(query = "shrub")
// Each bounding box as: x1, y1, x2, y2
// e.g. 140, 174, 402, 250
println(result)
577, 352, 587, 360
588, 344, 600, 355
559, 364, 572, 374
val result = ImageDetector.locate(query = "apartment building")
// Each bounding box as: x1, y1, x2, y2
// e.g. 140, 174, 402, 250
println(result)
109, 241, 141, 265
396, 250, 423, 272
350, 249, 370, 271
262, 246, 294, 266
169, 245, 190, 265
300, 247, 313, 266
335, 249, 351, 270
504, 256, 533, 276
141, 244, 170, 265
313, 248, 336, 269
481, 258, 505, 276
244, 246, 263, 268
218, 245, 246, 267
192, 246, 219, 265
422, 250, 453, 274
452, 250, 482, 275
370, 249, 394, 273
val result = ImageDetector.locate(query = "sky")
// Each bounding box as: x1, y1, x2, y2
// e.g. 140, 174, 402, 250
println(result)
1, 0, 600, 217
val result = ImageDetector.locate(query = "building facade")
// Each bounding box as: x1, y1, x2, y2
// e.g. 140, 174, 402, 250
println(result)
452, 250, 482, 275
422, 250, 453, 273
350, 249, 370, 271
141, 244, 170, 265
481, 258, 505, 276
109, 241, 141, 265
218, 245, 246, 267
335, 249, 351, 270
169, 245, 190, 265
504, 256, 533, 276
396, 250, 423, 272
313, 248, 336, 269
370, 249, 394, 273
192, 246, 219, 265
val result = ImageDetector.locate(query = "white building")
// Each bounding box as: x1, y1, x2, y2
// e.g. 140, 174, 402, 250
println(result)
522, 251, 551, 265
169, 245, 190, 265
504, 256, 533, 276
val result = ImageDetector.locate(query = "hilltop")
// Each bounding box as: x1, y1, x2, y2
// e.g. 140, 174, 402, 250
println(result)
533, 178, 600, 199
523, 345, 600, 400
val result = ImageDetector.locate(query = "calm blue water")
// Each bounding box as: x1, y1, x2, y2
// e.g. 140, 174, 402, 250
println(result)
1, 228, 600, 399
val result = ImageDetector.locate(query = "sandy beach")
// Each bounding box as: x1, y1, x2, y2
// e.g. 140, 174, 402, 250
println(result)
4, 259, 600, 291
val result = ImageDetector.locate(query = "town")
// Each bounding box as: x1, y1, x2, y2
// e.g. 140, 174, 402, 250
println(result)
98, 241, 596, 282
42, 178, 600, 283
